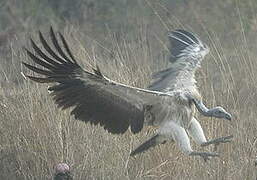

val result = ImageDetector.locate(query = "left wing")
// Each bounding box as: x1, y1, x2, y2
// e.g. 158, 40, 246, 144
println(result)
22, 27, 174, 134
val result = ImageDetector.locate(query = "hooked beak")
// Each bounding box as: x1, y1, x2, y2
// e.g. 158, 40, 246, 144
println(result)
225, 113, 232, 121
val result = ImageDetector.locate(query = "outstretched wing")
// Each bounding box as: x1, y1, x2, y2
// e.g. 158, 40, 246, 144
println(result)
148, 29, 209, 92
23, 27, 169, 134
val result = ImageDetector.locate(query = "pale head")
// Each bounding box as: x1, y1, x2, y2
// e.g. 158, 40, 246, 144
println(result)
208, 106, 232, 120
54, 163, 72, 180
55, 163, 70, 174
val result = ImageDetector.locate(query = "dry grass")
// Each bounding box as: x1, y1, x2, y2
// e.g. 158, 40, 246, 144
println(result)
0, 25, 256, 180
0, 4, 257, 179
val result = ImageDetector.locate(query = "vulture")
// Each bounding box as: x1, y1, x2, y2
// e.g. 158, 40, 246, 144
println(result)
23, 27, 233, 161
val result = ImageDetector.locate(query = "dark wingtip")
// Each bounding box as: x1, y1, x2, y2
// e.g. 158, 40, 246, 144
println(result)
50, 26, 55, 38
22, 61, 29, 67
38, 30, 44, 42
30, 38, 36, 46
20, 72, 43, 83
22, 62, 31, 68
50, 26, 54, 33
38, 30, 43, 38
24, 74, 53, 83
58, 31, 77, 63
23, 46, 30, 55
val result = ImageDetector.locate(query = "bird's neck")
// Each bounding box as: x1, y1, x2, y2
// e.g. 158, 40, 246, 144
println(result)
172, 57, 202, 72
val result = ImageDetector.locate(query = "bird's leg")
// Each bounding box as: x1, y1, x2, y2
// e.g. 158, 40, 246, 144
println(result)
187, 118, 233, 151
201, 135, 233, 151
187, 95, 231, 120
164, 121, 218, 162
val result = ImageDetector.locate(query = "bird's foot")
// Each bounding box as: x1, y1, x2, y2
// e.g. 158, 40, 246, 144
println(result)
190, 151, 219, 162
201, 135, 233, 151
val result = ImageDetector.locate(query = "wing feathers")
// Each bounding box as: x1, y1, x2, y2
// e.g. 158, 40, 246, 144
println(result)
25, 75, 56, 83
168, 29, 204, 62
38, 31, 67, 64
22, 62, 54, 76
49, 27, 73, 63
172, 30, 200, 45
25, 48, 57, 71
23, 27, 151, 134
149, 29, 208, 92
29, 38, 61, 67
58, 32, 77, 63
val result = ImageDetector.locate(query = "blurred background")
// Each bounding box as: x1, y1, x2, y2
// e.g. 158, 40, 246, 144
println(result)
0, 0, 256, 179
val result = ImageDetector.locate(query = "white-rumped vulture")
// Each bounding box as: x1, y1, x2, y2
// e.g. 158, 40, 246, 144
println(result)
23, 27, 233, 161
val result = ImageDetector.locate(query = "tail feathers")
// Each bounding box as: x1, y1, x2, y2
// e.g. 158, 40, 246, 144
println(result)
130, 135, 166, 156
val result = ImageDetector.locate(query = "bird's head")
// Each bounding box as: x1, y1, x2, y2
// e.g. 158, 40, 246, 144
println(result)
54, 163, 72, 180
209, 106, 231, 121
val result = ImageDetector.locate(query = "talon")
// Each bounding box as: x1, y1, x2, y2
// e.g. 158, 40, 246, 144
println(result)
201, 135, 233, 147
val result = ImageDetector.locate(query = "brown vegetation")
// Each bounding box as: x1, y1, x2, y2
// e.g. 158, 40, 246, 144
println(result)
0, 0, 256, 179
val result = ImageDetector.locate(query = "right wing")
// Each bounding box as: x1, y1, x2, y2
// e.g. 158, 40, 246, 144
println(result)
168, 29, 205, 63
23, 27, 173, 134
148, 29, 209, 92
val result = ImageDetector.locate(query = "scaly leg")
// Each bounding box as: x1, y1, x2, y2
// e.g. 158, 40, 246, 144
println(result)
201, 135, 233, 151
160, 121, 219, 162
188, 117, 233, 151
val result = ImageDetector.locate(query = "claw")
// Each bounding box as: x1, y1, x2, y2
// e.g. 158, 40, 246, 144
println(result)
201, 135, 233, 148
